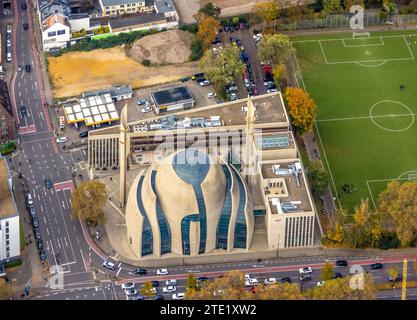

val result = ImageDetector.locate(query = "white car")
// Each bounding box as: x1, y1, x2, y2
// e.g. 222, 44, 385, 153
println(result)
213, 289, 224, 296
141, 106, 152, 113
165, 279, 177, 286
162, 285, 176, 293
245, 278, 258, 287
172, 293, 185, 300
267, 88, 278, 93
26, 194, 33, 205
56, 137, 68, 143
299, 267, 313, 274
102, 260, 116, 270
148, 287, 157, 294
199, 80, 211, 86
121, 282, 135, 290
245, 274, 253, 280
264, 277, 277, 285
124, 289, 138, 296
316, 281, 325, 287
157, 268, 168, 275
207, 92, 216, 98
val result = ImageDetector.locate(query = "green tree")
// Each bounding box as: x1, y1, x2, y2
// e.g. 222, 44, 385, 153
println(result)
380, 0, 396, 14
0, 279, 13, 300
253, 1, 278, 31
320, 0, 341, 17
190, 38, 203, 61
70, 180, 107, 224
199, 44, 245, 98
343, 0, 365, 10
141, 281, 155, 297
258, 34, 295, 67
307, 160, 330, 197
285, 87, 317, 135
321, 261, 334, 281
378, 181, 417, 246
194, 2, 221, 22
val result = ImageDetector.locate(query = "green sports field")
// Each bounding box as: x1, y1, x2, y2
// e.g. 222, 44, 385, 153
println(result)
292, 29, 417, 212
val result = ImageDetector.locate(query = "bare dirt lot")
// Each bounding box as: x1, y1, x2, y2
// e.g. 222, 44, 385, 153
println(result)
47, 47, 200, 98
128, 29, 194, 65
201, 0, 262, 16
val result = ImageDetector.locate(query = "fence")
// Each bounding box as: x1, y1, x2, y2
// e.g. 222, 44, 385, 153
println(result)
277, 11, 417, 31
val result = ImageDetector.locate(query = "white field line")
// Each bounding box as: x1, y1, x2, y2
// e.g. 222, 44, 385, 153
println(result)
403, 35, 415, 59
366, 180, 377, 209
316, 113, 417, 122
342, 37, 384, 48
291, 34, 417, 44
318, 40, 329, 64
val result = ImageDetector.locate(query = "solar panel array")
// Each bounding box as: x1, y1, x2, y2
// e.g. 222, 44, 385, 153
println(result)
64, 93, 119, 126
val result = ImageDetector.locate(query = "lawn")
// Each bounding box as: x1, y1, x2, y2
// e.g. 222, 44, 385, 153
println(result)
292, 30, 417, 212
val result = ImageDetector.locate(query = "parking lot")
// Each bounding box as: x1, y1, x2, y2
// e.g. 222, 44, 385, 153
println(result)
126, 78, 221, 123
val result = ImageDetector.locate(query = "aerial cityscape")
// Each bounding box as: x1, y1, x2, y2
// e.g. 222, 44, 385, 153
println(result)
1, 0, 417, 305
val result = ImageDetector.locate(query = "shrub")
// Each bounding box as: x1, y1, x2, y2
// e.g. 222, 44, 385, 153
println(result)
142, 59, 151, 66
0, 141, 16, 155
190, 38, 203, 61
180, 23, 198, 33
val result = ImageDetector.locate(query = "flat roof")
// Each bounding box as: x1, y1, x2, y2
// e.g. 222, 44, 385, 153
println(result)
150, 87, 194, 107
0, 158, 17, 219
254, 132, 295, 150
109, 13, 166, 30
261, 161, 312, 214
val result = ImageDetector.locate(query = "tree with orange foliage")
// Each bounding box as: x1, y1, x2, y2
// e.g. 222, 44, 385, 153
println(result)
285, 87, 317, 135
197, 16, 221, 50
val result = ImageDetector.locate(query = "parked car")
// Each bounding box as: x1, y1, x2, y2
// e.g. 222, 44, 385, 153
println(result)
102, 260, 116, 270
32, 215, 39, 228
136, 99, 148, 106
335, 260, 348, 267
162, 286, 176, 293
125, 289, 138, 296
245, 278, 258, 287
133, 268, 147, 275
207, 92, 216, 98
279, 277, 292, 283
56, 137, 68, 143
34, 227, 41, 240
39, 249, 46, 262
121, 283, 135, 290
197, 276, 209, 282
25, 64, 31, 72
332, 272, 343, 279
165, 279, 177, 286
128, 295, 145, 300
153, 294, 164, 300
29, 206, 36, 218
79, 131, 88, 138
199, 80, 211, 86
180, 77, 190, 82
37, 239, 44, 250
151, 280, 160, 287
26, 193, 33, 205
299, 267, 313, 274
141, 106, 152, 113
212, 289, 224, 296
316, 281, 325, 287
264, 278, 277, 285
157, 268, 168, 275
244, 22, 249, 29
172, 293, 185, 300
44, 178, 53, 189
371, 263, 384, 270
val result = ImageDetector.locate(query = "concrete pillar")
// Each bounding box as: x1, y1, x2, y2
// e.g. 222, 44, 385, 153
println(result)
119, 105, 128, 208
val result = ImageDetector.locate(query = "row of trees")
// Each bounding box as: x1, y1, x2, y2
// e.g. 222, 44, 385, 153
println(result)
160, 270, 379, 300
326, 181, 417, 249
0, 278, 13, 300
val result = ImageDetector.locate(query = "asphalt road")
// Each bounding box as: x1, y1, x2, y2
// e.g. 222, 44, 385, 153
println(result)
8, 0, 100, 290
5, 2, 417, 301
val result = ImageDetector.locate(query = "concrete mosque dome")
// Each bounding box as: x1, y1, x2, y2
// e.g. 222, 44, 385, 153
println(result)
126, 148, 254, 259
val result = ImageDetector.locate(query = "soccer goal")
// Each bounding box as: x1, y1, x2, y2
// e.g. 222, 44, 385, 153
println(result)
353, 32, 371, 38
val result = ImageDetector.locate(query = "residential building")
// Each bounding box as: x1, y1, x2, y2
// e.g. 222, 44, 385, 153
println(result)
41, 13, 71, 51
98, 0, 154, 16
0, 158, 20, 264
